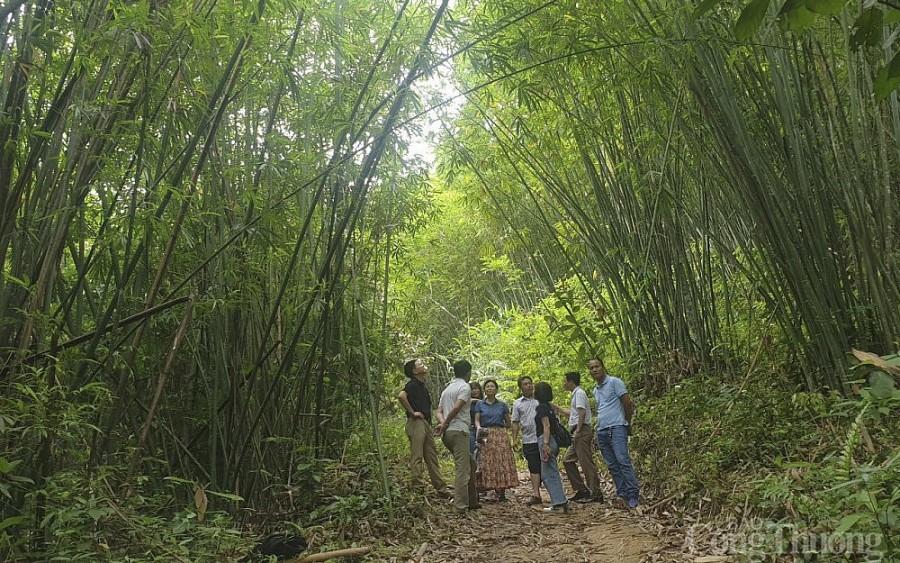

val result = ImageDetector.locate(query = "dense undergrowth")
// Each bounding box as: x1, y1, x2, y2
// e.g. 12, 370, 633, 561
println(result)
0, 393, 443, 561
635, 366, 899, 560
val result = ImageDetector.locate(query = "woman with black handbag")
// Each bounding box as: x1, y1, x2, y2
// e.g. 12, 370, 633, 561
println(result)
533, 381, 570, 513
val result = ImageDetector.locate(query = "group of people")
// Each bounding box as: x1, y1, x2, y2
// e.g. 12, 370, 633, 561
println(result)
397, 356, 640, 515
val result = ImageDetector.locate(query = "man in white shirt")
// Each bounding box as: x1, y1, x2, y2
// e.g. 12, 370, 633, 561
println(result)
558, 371, 603, 503
511, 376, 543, 505
436, 359, 478, 513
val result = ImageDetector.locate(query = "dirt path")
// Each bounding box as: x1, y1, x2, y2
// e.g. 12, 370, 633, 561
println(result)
401, 472, 694, 563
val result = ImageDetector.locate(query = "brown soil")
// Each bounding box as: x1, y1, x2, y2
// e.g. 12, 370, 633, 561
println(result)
400, 472, 696, 563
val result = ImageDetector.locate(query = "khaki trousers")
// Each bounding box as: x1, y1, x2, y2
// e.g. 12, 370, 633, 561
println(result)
441, 429, 477, 510
405, 418, 446, 491
563, 427, 601, 495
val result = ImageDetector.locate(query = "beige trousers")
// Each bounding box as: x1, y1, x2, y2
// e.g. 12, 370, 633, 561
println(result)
405, 418, 446, 491
441, 429, 477, 510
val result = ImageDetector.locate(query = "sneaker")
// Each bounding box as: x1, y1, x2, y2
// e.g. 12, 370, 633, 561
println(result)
542, 502, 570, 513
524, 496, 543, 506
568, 490, 591, 503
591, 493, 604, 503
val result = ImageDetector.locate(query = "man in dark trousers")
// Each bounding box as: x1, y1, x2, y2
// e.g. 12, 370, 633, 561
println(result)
511, 376, 543, 505
398, 358, 448, 497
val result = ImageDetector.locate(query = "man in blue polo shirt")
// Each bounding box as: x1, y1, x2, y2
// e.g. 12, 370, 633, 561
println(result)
590, 357, 639, 509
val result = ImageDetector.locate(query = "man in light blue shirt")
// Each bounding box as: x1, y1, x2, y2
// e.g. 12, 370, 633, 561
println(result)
590, 357, 639, 509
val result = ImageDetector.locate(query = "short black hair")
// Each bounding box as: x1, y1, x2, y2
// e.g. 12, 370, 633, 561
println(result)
564, 371, 581, 386
588, 357, 605, 367
483, 379, 499, 392
517, 375, 533, 389
453, 359, 472, 382
534, 381, 553, 403
403, 359, 417, 378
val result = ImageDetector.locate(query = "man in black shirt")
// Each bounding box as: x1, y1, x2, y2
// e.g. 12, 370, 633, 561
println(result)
398, 358, 449, 496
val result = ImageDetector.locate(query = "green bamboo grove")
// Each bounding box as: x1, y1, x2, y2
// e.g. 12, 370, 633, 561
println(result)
0, 0, 897, 556
439, 0, 899, 392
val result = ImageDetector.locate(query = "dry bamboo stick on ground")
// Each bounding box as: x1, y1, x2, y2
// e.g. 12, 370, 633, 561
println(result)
291, 546, 371, 562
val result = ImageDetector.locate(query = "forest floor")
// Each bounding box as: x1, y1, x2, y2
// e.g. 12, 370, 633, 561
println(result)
382, 471, 713, 563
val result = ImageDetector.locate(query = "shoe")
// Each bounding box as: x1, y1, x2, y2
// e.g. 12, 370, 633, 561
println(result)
591, 493, 604, 503
612, 498, 629, 509
568, 490, 591, 503
524, 496, 543, 506
467, 504, 482, 510
497, 491, 507, 502
436, 490, 451, 500
542, 502, 570, 513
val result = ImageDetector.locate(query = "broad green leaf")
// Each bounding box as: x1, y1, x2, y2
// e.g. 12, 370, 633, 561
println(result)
778, 0, 807, 15
695, 0, 725, 17
735, 0, 772, 41
806, 0, 847, 15
781, 4, 817, 30
850, 8, 883, 50
869, 372, 896, 399
0, 457, 20, 474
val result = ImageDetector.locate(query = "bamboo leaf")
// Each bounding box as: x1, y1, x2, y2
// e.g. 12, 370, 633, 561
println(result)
205, 490, 245, 501
0, 516, 24, 532
2, 272, 30, 288
834, 512, 866, 534
735, 0, 772, 41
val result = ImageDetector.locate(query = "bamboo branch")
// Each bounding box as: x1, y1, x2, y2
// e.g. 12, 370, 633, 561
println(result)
21, 295, 191, 363
292, 547, 371, 562
126, 294, 195, 483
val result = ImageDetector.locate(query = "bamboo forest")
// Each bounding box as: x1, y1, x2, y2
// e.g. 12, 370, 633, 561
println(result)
1, 0, 898, 560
